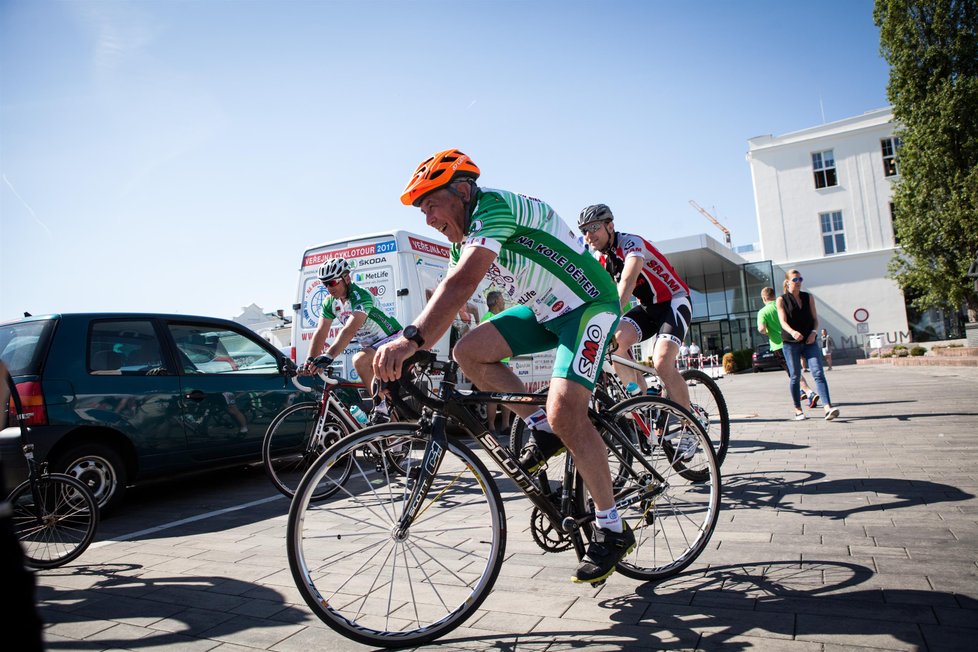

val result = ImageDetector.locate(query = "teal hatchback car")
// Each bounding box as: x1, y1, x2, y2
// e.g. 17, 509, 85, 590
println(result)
0, 313, 337, 512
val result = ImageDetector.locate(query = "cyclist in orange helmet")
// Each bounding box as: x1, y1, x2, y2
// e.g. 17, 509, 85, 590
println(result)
376, 148, 634, 585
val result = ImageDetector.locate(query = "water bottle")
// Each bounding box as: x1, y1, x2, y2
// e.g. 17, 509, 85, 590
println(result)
625, 382, 642, 396
350, 405, 369, 426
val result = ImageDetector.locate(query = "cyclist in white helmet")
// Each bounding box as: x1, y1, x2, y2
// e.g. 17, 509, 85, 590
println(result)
305, 257, 402, 421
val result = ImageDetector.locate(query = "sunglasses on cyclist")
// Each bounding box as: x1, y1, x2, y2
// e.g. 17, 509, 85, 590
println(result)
791, 277, 803, 283
580, 221, 608, 235
322, 278, 343, 288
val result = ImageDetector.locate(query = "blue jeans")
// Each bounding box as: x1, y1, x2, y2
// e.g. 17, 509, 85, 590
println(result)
782, 340, 831, 410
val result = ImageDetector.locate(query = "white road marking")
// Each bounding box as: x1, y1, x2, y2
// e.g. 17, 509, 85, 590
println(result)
90, 494, 285, 548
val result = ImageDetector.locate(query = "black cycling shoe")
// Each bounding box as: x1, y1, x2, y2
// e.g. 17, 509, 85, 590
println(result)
572, 521, 636, 585
518, 429, 566, 473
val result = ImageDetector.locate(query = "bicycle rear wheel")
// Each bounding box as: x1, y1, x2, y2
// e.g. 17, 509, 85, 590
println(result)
8, 473, 99, 569
599, 396, 720, 581
680, 368, 730, 468
262, 402, 352, 499
287, 424, 506, 647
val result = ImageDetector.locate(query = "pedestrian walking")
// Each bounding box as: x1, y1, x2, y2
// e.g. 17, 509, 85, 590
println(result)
776, 270, 840, 420
757, 287, 816, 410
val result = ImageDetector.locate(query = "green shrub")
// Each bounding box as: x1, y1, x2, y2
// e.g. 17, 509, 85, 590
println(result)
892, 344, 908, 351
895, 349, 909, 357
881, 352, 893, 358
910, 346, 926, 356
949, 343, 964, 348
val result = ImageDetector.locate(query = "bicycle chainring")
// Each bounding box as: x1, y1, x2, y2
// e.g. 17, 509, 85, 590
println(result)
530, 507, 573, 553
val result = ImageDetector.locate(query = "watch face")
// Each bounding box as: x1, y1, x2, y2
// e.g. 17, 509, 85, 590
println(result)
403, 325, 423, 345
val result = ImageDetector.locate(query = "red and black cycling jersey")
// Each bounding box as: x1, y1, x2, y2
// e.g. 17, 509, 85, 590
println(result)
594, 232, 690, 306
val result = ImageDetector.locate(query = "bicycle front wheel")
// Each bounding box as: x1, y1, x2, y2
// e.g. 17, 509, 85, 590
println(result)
600, 396, 720, 581
287, 424, 506, 647
262, 402, 352, 499
681, 368, 730, 468
8, 473, 99, 569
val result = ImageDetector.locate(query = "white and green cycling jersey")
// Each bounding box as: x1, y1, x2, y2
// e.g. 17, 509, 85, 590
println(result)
450, 188, 618, 323
321, 282, 402, 348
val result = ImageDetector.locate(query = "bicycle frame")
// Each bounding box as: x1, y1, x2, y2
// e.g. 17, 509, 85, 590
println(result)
388, 357, 672, 555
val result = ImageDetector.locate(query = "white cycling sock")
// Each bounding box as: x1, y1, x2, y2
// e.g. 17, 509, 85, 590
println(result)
526, 408, 554, 433
595, 507, 623, 533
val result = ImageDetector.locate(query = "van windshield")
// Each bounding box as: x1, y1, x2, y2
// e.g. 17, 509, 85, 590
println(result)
0, 320, 55, 376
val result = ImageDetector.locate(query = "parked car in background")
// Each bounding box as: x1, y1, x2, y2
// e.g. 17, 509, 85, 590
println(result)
752, 344, 782, 372
0, 313, 321, 512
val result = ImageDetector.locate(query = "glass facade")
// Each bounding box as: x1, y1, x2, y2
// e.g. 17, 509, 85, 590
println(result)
662, 258, 775, 359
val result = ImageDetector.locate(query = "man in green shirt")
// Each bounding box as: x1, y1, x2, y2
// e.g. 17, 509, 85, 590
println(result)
757, 287, 814, 415
305, 256, 402, 421
375, 148, 633, 585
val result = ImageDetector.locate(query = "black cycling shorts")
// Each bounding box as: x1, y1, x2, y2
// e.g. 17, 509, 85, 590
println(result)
620, 296, 691, 348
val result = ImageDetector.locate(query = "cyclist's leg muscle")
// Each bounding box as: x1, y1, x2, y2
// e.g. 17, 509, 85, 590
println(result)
546, 377, 615, 512
453, 306, 553, 422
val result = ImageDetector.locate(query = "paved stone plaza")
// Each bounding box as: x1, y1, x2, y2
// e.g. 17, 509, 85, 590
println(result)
34, 364, 978, 651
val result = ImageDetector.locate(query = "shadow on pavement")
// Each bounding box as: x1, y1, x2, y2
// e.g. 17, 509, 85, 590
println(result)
722, 470, 973, 519
440, 560, 971, 651
38, 563, 306, 650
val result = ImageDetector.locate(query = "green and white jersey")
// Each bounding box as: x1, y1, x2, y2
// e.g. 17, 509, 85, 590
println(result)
321, 282, 401, 347
450, 188, 617, 323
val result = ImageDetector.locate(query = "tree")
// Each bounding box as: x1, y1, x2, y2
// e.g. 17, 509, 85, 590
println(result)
875, 0, 978, 322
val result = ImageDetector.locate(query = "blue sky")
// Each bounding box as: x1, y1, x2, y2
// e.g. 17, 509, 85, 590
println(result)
1, 0, 890, 323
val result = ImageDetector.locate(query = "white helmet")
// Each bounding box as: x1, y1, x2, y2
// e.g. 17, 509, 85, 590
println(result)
318, 257, 350, 283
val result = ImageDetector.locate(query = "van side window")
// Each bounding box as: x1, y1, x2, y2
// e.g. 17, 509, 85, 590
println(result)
168, 324, 278, 375
89, 320, 166, 375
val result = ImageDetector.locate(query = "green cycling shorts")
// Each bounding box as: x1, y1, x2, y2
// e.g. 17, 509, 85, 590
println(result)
487, 302, 620, 391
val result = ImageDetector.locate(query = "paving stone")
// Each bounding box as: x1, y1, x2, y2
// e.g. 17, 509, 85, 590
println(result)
28, 365, 978, 650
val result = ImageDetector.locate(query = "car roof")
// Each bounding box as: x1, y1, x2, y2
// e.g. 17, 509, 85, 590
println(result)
2, 312, 243, 327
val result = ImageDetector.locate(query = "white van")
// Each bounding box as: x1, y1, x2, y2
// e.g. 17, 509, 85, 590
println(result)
291, 230, 553, 391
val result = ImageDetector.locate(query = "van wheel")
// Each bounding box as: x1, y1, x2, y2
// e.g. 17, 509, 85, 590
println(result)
53, 444, 127, 513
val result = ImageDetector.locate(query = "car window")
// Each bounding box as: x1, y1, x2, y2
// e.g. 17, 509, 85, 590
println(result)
89, 320, 168, 375
0, 319, 56, 375
168, 323, 278, 375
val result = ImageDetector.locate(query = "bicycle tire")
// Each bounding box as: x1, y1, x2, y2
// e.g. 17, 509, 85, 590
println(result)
262, 402, 352, 500
287, 424, 506, 647
8, 473, 99, 569
596, 396, 720, 581
680, 368, 730, 468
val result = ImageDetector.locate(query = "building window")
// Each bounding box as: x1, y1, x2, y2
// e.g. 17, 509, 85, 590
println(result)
881, 137, 901, 177
812, 149, 837, 188
890, 202, 899, 244
820, 211, 846, 255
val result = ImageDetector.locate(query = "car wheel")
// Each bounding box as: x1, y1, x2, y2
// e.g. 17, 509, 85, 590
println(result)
753, 366, 760, 373
53, 443, 127, 513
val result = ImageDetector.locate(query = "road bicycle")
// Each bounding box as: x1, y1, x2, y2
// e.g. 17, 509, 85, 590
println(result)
261, 358, 420, 500
4, 371, 99, 569
607, 353, 729, 470
286, 351, 720, 647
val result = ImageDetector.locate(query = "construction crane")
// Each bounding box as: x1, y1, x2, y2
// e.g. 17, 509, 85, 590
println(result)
689, 200, 732, 248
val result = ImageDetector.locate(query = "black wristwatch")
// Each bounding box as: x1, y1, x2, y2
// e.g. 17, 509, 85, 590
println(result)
402, 325, 425, 347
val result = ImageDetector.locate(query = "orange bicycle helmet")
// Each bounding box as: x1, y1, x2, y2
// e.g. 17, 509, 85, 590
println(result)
400, 148, 481, 206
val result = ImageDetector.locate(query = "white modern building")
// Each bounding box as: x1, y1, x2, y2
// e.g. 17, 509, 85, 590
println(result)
746, 107, 914, 352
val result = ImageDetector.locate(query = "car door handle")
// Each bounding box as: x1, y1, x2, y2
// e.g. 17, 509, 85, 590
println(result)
184, 390, 206, 401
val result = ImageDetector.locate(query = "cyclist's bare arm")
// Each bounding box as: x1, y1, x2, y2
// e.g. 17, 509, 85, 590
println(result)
324, 311, 368, 359
304, 316, 333, 370
617, 255, 644, 312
